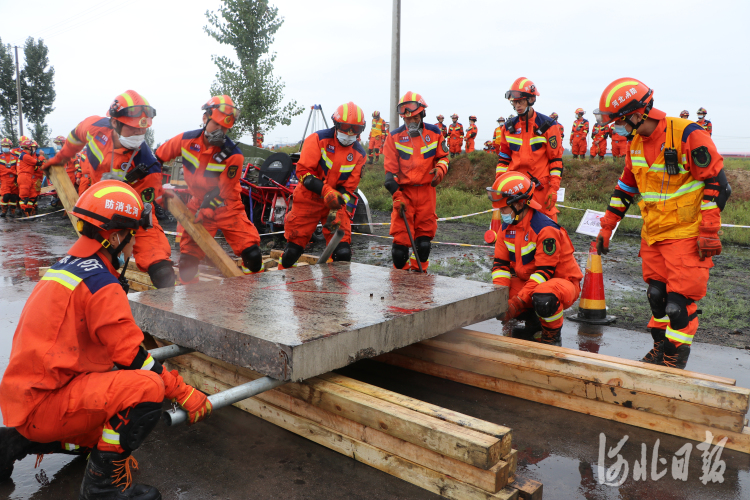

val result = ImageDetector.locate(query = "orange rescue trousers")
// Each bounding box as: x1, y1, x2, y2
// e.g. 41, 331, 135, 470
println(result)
448, 138, 462, 154
368, 136, 385, 162
509, 276, 581, 331
390, 184, 436, 270
465, 138, 475, 153
284, 194, 352, 248
180, 199, 261, 262
611, 139, 628, 157
133, 218, 173, 272
571, 137, 587, 156
590, 139, 607, 158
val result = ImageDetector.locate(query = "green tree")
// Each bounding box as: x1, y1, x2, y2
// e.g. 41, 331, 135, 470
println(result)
145, 128, 155, 149
204, 0, 303, 142
0, 39, 18, 143
20, 37, 55, 145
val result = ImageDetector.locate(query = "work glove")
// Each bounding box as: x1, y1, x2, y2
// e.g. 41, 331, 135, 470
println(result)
545, 191, 557, 211
174, 386, 213, 425
321, 185, 345, 210
596, 212, 619, 255
194, 207, 215, 224
501, 296, 526, 322
697, 222, 722, 260
392, 190, 408, 214
429, 167, 446, 187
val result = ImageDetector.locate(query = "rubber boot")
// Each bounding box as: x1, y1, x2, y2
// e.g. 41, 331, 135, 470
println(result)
662, 340, 691, 369
153, 202, 171, 222
641, 328, 666, 365
178, 254, 200, 285
147, 261, 175, 288
539, 327, 562, 346
511, 311, 541, 340
367, 156, 373, 165
79, 449, 161, 500
0, 207, 6, 218
0, 427, 85, 481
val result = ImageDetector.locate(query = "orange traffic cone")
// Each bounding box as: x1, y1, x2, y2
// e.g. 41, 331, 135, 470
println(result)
484, 210, 503, 244
568, 241, 616, 325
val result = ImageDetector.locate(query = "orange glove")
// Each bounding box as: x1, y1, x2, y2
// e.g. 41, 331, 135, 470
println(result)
697, 222, 722, 260
321, 185, 344, 210
502, 296, 526, 322
545, 191, 557, 211
596, 212, 619, 255
194, 207, 215, 224
175, 386, 212, 425
429, 167, 445, 187
392, 190, 408, 214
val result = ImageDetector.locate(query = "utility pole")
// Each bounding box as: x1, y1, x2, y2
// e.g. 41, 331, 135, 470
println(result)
389, 0, 400, 130
14, 46, 23, 137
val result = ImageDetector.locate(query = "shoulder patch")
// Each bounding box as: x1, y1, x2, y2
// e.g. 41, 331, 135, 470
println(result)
227, 165, 238, 178
543, 238, 556, 256
441, 141, 449, 153
549, 135, 558, 149
691, 146, 711, 168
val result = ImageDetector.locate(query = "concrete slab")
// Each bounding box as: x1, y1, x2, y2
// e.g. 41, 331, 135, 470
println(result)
129, 262, 507, 381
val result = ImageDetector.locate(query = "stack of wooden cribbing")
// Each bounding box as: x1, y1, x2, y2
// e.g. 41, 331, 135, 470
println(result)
161, 345, 544, 499
376, 328, 750, 454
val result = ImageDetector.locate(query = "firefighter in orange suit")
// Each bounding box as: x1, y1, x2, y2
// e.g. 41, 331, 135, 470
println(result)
0, 180, 210, 499
52, 135, 77, 188
255, 130, 264, 148
435, 115, 447, 138
589, 119, 609, 160
495, 77, 564, 222
493, 117, 506, 152
0, 138, 19, 217
595, 78, 730, 370
447, 114, 463, 157
465, 116, 478, 153
46, 90, 175, 289
156, 95, 264, 282
696, 107, 712, 136
16, 140, 43, 216
367, 110, 386, 164
680, 110, 689, 119
550, 113, 564, 144
609, 118, 628, 158
278, 102, 366, 269
484, 141, 495, 153
570, 108, 589, 158
490, 172, 582, 345
30, 148, 46, 214
384, 92, 450, 271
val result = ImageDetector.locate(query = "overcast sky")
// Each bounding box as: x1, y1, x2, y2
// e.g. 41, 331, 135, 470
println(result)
3, 0, 749, 152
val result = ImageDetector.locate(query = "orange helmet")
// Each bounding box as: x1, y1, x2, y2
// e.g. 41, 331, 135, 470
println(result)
497, 117, 505, 123
202, 95, 239, 129
53, 135, 66, 144
1, 138, 12, 147
332, 102, 366, 135
108, 90, 156, 129
436, 114, 444, 120
469, 115, 477, 121
20, 139, 35, 150
450, 113, 458, 119
680, 110, 689, 118
550, 112, 558, 121
397, 91, 427, 117
575, 108, 585, 115
18, 135, 29, 144
372, 110, 380, 118
486, 171, 542, 215
697, 107, 707, 115
596, 78, 654, 124
505, 78, 539, 100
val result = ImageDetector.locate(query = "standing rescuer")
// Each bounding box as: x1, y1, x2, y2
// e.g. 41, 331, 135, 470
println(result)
0, 180, 211, 499
489, 172, 582, 345
367, 110, 386, 164
465, 116, 478, 153
447, 113, 464, 157
595, 78, 730, 369
550, 112, 564, 144
16, 139, 43, 216
0, 138, 19, 217
46, 90, 175, 289
696, 107, 712, 136
495, 77, 564, 222
435, 114, 448, 139
156, 95, 264, 281
384, 92, 449, 271
570, 108, 589, 159
493, 117, 506, 153
279, 102, 367, 269
589, 113, 609, 160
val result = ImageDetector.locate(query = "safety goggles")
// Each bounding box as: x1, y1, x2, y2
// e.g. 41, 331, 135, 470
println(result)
396, 101, 422, 115
485, 187, 515, 203
336, 122, 365, 135
203, 103, 240, 118
504, 90, 532, 100
111, 105, 157, 119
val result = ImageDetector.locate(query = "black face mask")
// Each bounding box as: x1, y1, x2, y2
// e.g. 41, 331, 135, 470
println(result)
205, 128, 226, 147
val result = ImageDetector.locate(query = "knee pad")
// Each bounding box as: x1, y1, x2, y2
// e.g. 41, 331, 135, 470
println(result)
532, 293, 560, 318
647, 280, 667, 318
665, 292, 690, 330
415, 236, 431, 263
147, 260, 175, 288
281, 242, 304, 269
2, 194, 9, 203
241, 244, 263, 273
332, 241, 351, 262
392, 244, 410, 269
110, 401, 162, 453
178, 254, 200, 282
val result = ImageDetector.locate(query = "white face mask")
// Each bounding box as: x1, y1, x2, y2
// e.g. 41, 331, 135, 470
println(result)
698, 114, 705, 120
119, 133, 146, 150
337, 131, 356, 146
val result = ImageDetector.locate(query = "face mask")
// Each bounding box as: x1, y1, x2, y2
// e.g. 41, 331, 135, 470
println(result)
613, 124, 628, 137
406, 121, 421, 136
204, 128, 226, 147
501, 213, 514, 225
55, 145, 62, 151
336, 131, 356, 146
116, 253, 125, 269
119, 133, 146, 150
697, 115, 705, 120
2, 147, 8, 153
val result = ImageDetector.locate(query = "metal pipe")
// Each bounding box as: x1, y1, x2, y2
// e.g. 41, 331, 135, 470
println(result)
149, 344, 194, 362
14, 46, 23, 137
389, 0, 401, 130
317, 228, 344, 264
163, 376, 286, 426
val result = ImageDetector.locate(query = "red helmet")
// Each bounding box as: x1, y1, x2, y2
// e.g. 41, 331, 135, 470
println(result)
575, 108, 585, 115
680, 110, 689, 118
397, 91, 427, 117
697, 107, 707, 115
497, 117, 505, 123
372, 110, 380, 118
469, 115, 477, 121
596, 78, 653, 124
505, 77, 539, 100
20, 139, 35, 150
550, 112, 559, 120
436, 114, 444, 120
332, 102, 366, 135
53, 135, 66, 144
18, 135, 29, 144
108, 90, 156, 129
202, 95, 239, 129
450, 113, 458, 119
1, 138, 12, 147
486, 171, 542, 212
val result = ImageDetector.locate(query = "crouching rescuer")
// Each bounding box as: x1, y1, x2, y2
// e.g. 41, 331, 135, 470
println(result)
0, 180, 211, 499
384, 92, 450, 271
279, 102, 367, 269
594, 78, 730, 369
156, 95, 264, 282
489, 172, 582, 345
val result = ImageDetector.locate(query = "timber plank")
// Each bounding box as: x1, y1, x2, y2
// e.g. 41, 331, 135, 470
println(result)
165, 195, 244, 278
270, 248, 318, 265
507, 477, 543, 500
395, 343, 745, 432
452, 329, 736, 386
45, 165, 80, 233
175, 364, 520, 500
376, 352, 750, 455
423, 333, 749, 413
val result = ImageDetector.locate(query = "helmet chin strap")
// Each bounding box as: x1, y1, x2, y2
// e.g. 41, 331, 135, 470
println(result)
110, 232, 134, 293
623, 100, 654, 140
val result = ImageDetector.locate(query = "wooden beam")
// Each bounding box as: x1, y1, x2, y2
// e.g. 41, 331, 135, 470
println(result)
175, 364, 521, 500
394, 342, 745, 432
270, 248, 319, 265
506, 477, 543, 500
165, 195, 244, 278
376, 352, 750, 455
423, 332, 749, 413
45, 165, 80, 234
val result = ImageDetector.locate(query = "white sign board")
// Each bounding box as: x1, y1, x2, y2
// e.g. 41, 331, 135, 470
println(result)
557, 187, 565, 202
575, 209, 621, 239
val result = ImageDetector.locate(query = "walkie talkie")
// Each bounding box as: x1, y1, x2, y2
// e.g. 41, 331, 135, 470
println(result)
664, 120, 679, 175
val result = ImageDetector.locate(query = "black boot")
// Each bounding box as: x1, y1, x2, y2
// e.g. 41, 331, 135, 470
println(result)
663, 340, 691, 369
539, 327, 562, 346
641, 328, 666, 364
178, 254, 200, 284
79, 449, 161, 500
0, 427, 84, 481
511, 311, 541, 340
147, 261, 175, 288
152, 202, 172, 222
367, 157, 374, 165
0, 209, 5, 218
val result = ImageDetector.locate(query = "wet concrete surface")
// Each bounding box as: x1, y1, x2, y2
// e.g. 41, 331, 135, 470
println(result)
1, 212, 749, 499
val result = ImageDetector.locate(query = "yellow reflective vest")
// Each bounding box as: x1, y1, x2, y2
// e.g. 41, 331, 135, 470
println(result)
631, 117, 706, 245
493, 126, 504, 146
369, 117, 386, 138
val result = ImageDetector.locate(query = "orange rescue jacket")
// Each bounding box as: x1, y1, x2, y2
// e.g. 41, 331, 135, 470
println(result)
384, 123, 450, 186
571, 118, 589, 139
